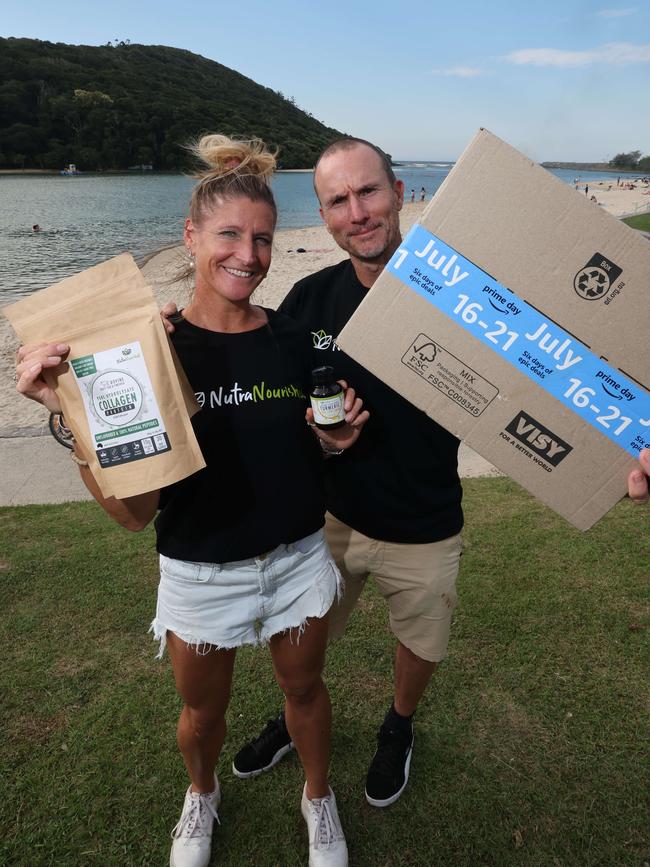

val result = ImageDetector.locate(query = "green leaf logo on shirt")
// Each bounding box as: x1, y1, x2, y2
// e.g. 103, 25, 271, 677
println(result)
312, 329, 333, 350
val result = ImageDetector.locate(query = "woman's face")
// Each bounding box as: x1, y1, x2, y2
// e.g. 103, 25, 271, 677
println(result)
185, 197, 275, 305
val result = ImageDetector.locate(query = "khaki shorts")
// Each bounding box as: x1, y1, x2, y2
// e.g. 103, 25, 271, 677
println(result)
325, 513, 462, 663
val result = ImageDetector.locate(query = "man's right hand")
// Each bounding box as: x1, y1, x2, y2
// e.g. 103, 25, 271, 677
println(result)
160, 301, 179, 334
15, 342, 68, 413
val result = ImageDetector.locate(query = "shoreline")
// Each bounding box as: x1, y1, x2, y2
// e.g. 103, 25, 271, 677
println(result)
2, 185, 649, 436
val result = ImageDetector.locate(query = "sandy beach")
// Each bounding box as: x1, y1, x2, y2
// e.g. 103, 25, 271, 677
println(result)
578, 177, 650, 216
1, 185, 649, 438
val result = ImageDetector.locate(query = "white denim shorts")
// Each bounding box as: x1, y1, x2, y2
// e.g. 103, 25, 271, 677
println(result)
150, 529, 342, 657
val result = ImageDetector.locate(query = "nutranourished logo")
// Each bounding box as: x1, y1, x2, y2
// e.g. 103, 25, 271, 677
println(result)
311, 329, 340, 351
573, 253, 622, 301
505, 411, 573, 466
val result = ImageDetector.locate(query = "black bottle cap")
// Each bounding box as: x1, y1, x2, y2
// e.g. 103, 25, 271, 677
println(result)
312, 365, 334, 385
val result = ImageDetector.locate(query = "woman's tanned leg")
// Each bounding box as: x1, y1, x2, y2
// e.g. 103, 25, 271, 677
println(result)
269, 615, 331, 799
167, 631, 237, 792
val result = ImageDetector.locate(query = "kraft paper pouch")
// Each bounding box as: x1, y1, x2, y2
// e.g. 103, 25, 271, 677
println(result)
3, 253, 206, 499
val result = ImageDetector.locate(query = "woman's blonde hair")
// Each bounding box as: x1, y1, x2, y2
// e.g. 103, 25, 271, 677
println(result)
187, 133, 278, 225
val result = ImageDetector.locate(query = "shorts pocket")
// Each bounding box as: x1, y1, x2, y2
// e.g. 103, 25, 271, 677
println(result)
290, 530, 324, 560
159, 554, 212, 584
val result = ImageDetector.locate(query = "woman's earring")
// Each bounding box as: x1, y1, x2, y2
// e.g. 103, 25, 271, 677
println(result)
187, 249, 195, 269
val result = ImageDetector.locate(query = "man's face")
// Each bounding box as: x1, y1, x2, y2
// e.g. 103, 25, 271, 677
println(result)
315, 145, 404, 265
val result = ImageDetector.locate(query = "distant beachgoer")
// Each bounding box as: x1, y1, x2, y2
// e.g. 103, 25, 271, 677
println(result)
420, 186, 426, 202
590, 195, 598, 203
617, 177, 620, 187
410, 189, 415, 203
585, 184, 589, 196
32, 224, 41, 232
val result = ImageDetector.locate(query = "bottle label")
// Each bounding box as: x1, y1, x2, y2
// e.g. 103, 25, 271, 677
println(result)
311, 393, 346, 425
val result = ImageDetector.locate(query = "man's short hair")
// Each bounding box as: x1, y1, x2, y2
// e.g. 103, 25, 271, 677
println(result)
313, 137, 396, 197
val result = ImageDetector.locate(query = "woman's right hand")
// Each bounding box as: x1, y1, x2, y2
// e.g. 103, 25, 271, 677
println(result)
15, 342, 69, 413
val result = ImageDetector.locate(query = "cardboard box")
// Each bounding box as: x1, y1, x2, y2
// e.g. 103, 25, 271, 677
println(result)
337, 129, 650, 530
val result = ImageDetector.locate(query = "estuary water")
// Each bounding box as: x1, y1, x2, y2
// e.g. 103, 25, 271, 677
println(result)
0, 164, 623, 303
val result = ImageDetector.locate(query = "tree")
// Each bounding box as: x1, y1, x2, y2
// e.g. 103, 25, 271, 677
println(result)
609, 150, 642, 169
0, 37, 345, 169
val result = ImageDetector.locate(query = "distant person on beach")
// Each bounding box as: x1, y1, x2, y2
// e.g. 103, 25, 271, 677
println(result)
14, 133, 369, 867
420, 186, 426, 201
161, 136, 650, 817
410, 188, 415, 202
585, 184, 589, 196
31, 224, 40, 232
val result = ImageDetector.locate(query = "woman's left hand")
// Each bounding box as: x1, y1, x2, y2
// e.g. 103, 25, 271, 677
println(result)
306, 380, 370, 453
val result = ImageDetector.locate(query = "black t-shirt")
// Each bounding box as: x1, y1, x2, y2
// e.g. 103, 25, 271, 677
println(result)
154, 309, 325, 562
279, 260, 463, 544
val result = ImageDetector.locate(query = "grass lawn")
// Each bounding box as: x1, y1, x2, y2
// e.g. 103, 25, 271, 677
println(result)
622, 213, 650, 232
1, 478, 648, 866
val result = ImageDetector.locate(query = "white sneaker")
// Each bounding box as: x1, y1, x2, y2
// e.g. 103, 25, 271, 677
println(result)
300, 784, 348, 866
169, 776, 221, 867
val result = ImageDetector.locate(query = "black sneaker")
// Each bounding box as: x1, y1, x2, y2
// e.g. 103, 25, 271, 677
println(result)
365, 721, 414, 807
232, 712, 294, 779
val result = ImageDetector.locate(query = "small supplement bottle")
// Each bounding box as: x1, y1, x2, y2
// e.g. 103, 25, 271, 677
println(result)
310, 366, 346, 430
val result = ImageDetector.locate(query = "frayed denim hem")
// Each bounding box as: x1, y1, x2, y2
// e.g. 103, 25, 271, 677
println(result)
148, 619, 248, 659
149, 548, 343, 659
148, 595, 341, 660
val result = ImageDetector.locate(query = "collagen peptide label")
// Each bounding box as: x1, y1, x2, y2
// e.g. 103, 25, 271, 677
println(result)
70, 341, 171, 467
310, 393, 346, 426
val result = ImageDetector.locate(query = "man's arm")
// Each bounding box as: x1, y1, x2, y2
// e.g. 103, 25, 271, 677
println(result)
276, 280, 303, 318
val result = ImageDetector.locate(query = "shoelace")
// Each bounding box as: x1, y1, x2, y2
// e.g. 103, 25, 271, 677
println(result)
309, 796, 342, 850
171, 790, 221, 840
371, 726, 412, 779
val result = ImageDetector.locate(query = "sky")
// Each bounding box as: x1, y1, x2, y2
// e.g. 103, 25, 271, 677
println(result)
3, 0, 649, 162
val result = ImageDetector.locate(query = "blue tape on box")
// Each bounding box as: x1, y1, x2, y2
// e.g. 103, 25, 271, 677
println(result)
387, 223, 650, 458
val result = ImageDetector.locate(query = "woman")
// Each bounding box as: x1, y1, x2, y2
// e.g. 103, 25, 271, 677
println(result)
15, 134, 367, 867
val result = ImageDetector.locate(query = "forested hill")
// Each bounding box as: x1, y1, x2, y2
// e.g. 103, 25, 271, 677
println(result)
0, 38, 346, 170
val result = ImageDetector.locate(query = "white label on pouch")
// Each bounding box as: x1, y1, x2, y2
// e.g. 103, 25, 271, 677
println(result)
70, 340, 171, 467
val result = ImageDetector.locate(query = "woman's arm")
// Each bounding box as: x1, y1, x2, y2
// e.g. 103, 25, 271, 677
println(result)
16, 341, 160, 531
72, 440, 160, 531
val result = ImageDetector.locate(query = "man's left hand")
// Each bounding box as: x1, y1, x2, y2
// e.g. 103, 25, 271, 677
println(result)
628, 449, 650, 505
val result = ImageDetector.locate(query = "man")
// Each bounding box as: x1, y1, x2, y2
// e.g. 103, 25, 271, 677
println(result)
232, 138, 464, 808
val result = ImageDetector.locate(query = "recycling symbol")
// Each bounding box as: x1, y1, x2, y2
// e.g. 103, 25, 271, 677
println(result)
574, 266, 610, 300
